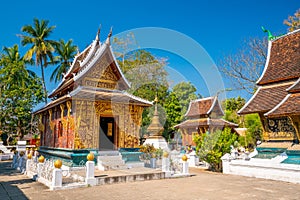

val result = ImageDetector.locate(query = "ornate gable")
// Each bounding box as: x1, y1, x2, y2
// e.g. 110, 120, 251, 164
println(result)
185, 97, 223, 118
50, 30, 130, 99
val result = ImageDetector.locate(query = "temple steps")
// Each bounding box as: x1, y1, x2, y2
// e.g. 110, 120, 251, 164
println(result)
97, 151, 127, 171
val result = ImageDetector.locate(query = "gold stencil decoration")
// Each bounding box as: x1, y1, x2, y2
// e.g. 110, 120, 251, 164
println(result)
94, 102, 112, 115
66, 101, 72, 117
38, 114, 45, 132
74, 100, 85, 149
107, 123, 113, 136
124, 134, 139, 148
49, 109, 55, 131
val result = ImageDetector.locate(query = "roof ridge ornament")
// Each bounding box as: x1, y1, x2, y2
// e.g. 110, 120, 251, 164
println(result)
105, 26, 113, 45
96, 24, 101, 41
261, 26, 284, 41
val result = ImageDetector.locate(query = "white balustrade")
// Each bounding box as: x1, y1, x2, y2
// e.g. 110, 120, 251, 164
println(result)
85, 160, 97, 186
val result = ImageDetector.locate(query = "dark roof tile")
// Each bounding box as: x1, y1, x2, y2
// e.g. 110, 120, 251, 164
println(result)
238, 83, 293, 115
265, 93, 300, 117
257, 30, 300, 85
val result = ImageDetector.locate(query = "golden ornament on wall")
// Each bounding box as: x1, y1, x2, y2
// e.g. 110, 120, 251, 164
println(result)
27, 154, 32, 159
182, 154, 188, 162
38, 155, 45, 163
87, 152, 95, 161
54, 159, 62, 169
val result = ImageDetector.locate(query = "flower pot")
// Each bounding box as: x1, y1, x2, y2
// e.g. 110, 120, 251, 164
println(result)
150, 158, 156, 168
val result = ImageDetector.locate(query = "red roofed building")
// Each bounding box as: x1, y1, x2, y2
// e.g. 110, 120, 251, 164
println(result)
34, 29, 152, 151
238, 29, 300, 143
175, 97, 238, 146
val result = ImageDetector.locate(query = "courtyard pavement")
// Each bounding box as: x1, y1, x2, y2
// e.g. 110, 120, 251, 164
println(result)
1, 160, 300, 200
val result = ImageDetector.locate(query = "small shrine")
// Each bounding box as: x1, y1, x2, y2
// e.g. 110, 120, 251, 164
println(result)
175, 97, 238, 146
34, 29, 152, 164
143, 97, 169, 150
238, 29, 300, 145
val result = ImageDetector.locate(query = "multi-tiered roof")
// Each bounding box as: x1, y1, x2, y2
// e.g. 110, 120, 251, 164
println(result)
238, 29, 300, 116
175, 97, 237, 129
35, 29, 152, 114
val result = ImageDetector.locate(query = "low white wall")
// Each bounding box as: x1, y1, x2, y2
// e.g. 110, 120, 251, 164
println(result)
222, 153, 300, 184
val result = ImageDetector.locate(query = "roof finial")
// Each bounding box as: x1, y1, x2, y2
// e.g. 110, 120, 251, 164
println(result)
105, 26, 113, 45
96, 24, 101, 41
262, 26, 275, 41
108, 26, 113, 38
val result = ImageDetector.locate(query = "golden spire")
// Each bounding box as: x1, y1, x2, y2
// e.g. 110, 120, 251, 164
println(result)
147, 95, 164, 137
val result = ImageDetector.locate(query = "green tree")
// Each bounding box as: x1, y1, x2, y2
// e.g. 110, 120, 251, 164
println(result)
243, 113, 262, 147
194, 128, 238, 172
284, 9, 300, 32
50, 39, 78, 83
114, 47, 170, 138
0, 45, 44, 140
223, 96, 245, 125
19, 18, 57, 103
172, 82, 199, 117
163, 92, 182, 140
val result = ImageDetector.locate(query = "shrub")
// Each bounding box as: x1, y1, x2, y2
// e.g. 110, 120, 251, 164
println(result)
194, 128, 238, 172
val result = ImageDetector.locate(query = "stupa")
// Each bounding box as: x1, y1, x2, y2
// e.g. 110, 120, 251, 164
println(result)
143, 97, 169, 150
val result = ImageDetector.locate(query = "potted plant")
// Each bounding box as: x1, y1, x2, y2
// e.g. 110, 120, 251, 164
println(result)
139, 144, 157, 168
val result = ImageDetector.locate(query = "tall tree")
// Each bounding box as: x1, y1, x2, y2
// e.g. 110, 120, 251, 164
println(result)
0, 45, 44, 140
219, 37, 268, 95
284, 9, 300, 32
19, 18, 57, 103
223, 96, 246, 125
172, 82, 199, 118
163, 92, 182, 139
124, 50, 169, 138
50, 39, 78, 83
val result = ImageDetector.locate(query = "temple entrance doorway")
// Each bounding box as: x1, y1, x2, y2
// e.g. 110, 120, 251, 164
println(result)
99, 117, 116, 150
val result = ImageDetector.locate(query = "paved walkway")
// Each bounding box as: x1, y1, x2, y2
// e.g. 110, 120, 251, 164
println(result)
1, 160, 300, 200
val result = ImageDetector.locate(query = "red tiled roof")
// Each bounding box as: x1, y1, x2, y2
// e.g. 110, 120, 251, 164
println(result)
265, 93, 300, 117
185, 97, 223, 118
174, 118, 238, 128
257, 30, 300, 85
287, 78, 300, 93
238, 82, 293, 115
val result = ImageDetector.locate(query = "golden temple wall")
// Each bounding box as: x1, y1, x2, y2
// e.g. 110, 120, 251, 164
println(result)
72, 99, 144, 149
259, 113, 297, 142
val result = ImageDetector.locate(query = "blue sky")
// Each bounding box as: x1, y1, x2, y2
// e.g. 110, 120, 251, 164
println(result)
0, 0, 299, 102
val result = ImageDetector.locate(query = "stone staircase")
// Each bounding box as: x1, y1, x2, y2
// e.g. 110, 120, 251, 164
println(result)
97, 151, 128, 171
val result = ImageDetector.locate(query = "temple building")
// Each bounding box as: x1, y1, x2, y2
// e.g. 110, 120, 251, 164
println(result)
238, 29, 300, 144
175, 97, 238, 146
34, 29, 152, 152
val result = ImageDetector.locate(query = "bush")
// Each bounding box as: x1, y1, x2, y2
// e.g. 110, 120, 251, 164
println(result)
194, 128, 238, 172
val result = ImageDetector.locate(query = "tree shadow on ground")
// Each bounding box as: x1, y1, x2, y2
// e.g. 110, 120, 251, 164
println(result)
0, 161, 35, 200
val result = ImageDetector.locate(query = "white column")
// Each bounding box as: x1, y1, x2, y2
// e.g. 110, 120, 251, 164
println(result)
12, 153, 18, 169
85, 161, 97, 186
221, 153, 231, 174
162, 157, 170, 172
51, 168, 62, 190
25, 159, 31, 174
18, 156, 26, 173
37, 163, 43, 178
188, 152, 196, 167
182, 161, 189, 175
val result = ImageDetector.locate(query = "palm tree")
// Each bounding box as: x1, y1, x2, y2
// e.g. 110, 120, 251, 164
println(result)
19, 18, 57, 103
50, 39, 78, 83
